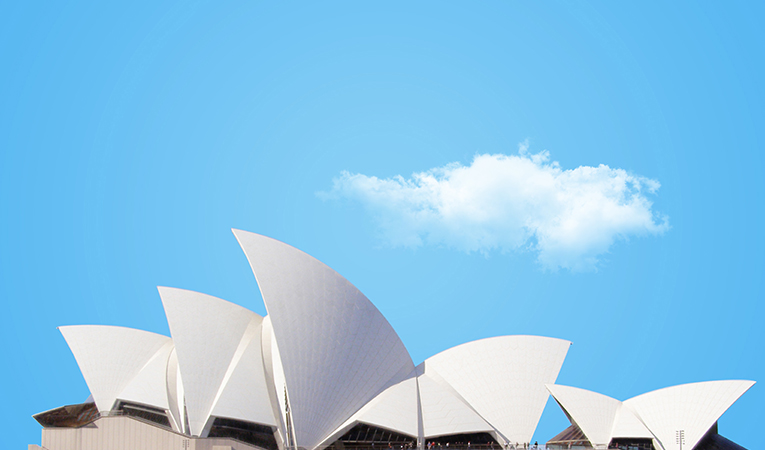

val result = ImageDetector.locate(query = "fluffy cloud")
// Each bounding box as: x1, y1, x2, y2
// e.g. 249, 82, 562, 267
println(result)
319, 144, 669, 271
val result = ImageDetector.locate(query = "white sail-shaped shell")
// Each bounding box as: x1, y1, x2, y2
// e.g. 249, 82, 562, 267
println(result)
59, 325, 171, 413
611, 405, 653, 440
319, 373, 421, 449
158, 287, 264, 437
546, 384, 624, 447
423, 335, 570, 445
352, 374, 420, 438
234, 230, 415, 450
210, 324, 277, 427
623, 380, 755, 450
117, 340, 174, 410
418, 369, 494, 439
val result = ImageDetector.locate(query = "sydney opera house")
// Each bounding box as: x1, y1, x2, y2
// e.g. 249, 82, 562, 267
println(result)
31, 230, 754, 450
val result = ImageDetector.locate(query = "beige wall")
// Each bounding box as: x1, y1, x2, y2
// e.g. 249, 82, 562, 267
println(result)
39, 416, 260, 450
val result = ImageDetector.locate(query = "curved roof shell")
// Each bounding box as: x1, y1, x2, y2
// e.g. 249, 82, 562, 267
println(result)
209, 317, 276, 428
546, 384, 651, 448
165, 348, 186, 433
234, 230, 415, 450
545, 384, 621, 447
318, 373, 421, 449
623, 380, 755, 450
348, 373, 421, 439
423, 335, 570, 445
59, 325, 172, 413
547, 380, 755, 450
610, 405, 653, 441
158, 287, 268, 437
417, 369, 494, 439
116, 339, 174, 411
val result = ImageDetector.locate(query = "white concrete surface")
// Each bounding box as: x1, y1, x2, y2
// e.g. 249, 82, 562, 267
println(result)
234, 230, 415, 450
159, 287, 267, 437
424, 336, 570, 445
59, 325, 172, 413
624, 380, 755, 450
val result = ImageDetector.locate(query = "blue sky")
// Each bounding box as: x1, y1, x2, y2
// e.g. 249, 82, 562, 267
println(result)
1, 1, 763, 448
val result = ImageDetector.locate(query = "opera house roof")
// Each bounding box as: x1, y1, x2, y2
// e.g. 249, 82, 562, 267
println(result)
33, 230, 754, 450
546, 381, 754, 450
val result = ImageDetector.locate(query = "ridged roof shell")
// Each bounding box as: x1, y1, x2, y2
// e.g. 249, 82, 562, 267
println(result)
59, 325, 171, 413
234, 230, 415, 450
624, 380, 755, 450
424, 335, 570, 445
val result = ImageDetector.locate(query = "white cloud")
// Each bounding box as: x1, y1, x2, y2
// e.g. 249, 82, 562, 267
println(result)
319, 143, 669, 271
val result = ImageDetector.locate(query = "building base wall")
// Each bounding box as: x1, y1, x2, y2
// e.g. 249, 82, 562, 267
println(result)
38, 416, 263, 450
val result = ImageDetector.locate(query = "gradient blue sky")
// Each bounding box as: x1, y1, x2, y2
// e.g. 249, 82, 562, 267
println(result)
2, 2, 763, 449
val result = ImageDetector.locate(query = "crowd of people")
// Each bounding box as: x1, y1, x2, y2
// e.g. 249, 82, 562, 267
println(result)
339, 441, 544, 450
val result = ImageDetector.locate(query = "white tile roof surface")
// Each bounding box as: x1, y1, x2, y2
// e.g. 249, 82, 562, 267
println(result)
424, 336, 570, 445
624, 380, 755, 450
59, 325, 171, 413
234, 230, 415, 450
116, 340, 174, 411
209, 319, 276, 427
158, 286, 263, 436
547, 380, 755, 450
417, 370, 494, 439
545, 384, 652, 447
